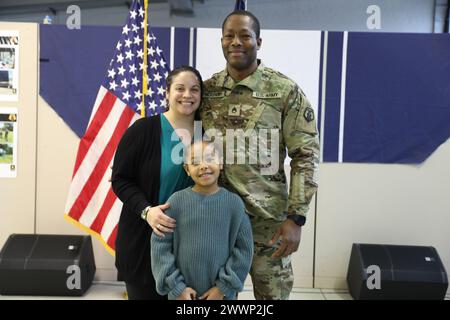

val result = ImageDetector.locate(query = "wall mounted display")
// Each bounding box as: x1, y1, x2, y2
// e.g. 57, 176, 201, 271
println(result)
0, 30, 19, 101
0, 107, 17, 178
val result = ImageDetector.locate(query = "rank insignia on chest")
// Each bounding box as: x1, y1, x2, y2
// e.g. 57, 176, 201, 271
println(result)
228, 104, 241, 116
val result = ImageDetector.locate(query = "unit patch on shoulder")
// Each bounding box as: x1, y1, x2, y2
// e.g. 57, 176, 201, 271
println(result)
303, 107, 315, 123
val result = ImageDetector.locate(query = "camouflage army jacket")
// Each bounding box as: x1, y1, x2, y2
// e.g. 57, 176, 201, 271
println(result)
200, 62, 319, 222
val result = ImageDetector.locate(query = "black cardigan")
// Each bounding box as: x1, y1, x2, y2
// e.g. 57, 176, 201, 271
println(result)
111, 114, 162, 285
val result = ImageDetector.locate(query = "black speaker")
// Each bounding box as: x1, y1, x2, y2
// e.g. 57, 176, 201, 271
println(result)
0, 234, 96, 296
347, 243, 448, 300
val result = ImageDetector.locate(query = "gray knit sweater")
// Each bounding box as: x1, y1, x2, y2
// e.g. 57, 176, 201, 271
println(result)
151, 187, 253, 300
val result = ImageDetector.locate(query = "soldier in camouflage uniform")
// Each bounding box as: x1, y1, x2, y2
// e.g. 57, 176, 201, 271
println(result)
200, 11, 319, 300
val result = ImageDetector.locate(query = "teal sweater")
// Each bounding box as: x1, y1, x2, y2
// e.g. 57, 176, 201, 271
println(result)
151, 187, 254, 300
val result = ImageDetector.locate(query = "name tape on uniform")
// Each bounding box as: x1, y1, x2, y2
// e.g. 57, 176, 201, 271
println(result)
204, 92, 225, 98
252, 92, 281, 99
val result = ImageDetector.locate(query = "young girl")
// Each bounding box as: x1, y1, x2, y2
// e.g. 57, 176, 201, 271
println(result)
151, 141, 253, 300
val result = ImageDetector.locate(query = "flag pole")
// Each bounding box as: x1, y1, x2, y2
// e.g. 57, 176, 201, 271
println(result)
141, 0, 149, 118
234, 0, 247, 11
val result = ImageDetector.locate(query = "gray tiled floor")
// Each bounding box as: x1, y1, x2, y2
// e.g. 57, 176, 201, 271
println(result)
0, 283, 449, 300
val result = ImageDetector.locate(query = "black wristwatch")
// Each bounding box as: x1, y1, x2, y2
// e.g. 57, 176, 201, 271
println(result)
286, 215, 306, 227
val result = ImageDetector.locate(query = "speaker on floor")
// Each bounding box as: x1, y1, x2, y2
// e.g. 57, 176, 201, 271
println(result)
347, 243, 448, 300
0, 234, 96, 296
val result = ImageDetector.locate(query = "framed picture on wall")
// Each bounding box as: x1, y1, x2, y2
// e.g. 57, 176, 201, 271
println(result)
0, 107, 18, 178
0, 30, 19, 101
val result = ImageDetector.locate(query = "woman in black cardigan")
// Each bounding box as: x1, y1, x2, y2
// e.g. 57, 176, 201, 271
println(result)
111, 66, 203, 299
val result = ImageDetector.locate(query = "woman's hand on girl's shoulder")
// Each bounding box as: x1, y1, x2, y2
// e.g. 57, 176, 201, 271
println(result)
147, 203, 176, 237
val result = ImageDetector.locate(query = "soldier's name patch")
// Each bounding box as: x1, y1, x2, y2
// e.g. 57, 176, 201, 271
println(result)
303, 107, 315, 122
253, 92, 281, 99
204, 92, 225, 98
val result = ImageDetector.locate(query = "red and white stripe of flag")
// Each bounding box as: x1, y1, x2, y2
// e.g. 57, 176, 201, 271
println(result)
65, 86, 139, 253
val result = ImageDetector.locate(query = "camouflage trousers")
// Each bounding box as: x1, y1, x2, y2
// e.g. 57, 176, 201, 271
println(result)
249, 216, 294, 300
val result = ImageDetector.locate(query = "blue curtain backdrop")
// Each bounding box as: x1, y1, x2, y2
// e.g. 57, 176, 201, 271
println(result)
39, 25, 450, 164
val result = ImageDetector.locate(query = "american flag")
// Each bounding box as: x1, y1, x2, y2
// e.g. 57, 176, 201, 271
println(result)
64, 0, 169, 254
234, 0, 247, 11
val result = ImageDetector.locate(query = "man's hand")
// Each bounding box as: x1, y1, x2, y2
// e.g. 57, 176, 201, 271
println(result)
268, 219, 301, 258
199, 286, 225, 300
176, 287, 197, 300
147, 204, 176, 237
